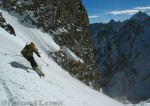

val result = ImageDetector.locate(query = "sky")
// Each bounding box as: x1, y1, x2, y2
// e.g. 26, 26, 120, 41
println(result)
82, 0, 150, 23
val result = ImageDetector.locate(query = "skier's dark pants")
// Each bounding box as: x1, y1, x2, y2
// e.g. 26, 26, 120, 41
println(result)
26, 56, 38, 68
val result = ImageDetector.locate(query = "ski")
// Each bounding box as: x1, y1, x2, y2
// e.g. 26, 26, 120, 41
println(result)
33, 67, 45, 78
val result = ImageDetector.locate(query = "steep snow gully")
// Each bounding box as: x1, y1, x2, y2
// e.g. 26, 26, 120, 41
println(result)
0, 9, 134, 106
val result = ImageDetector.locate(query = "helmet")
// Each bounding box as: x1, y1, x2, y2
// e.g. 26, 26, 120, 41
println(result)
29, 42, 35, 48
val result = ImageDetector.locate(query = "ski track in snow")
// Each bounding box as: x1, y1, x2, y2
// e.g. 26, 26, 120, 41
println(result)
0, 77, 16, 106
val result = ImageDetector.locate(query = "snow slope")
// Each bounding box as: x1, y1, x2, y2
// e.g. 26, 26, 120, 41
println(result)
0, 9, 126, 106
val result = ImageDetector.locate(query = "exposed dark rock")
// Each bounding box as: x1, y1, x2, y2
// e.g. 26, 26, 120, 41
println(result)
0, 12, 16, 36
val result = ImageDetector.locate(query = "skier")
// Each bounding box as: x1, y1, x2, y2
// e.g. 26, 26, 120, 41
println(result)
21, 42, 45, 78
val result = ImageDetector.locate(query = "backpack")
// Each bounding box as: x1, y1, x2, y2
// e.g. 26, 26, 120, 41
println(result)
21, 45, 29, 57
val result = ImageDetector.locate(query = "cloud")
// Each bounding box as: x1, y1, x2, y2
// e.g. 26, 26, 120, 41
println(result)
108, 6, 150, 15
108, 10, 139, 15
88, 15, 100, 19
134, 6, 150, 10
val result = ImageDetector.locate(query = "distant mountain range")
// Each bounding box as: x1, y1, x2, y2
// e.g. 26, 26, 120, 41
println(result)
90, 11, 150, 103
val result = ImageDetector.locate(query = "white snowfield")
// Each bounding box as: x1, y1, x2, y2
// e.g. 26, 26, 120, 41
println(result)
0, 9, 142, 106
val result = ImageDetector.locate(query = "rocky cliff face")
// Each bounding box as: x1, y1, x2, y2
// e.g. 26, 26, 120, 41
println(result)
91, 11, 150, 103
0, 0, 100, 90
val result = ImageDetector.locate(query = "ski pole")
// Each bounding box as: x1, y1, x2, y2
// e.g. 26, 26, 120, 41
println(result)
41, 58, 49, 66
12, 55, 23, 57
4, 53, 23, 57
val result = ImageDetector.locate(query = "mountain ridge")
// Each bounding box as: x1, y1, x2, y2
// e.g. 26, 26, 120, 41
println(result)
130, 11, 149, 21
90, 11, 150, 103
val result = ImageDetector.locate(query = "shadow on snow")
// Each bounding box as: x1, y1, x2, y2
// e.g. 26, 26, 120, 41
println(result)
9, 61, 31, 73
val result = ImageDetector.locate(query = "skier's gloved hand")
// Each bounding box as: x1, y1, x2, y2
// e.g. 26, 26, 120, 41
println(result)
38, 55, 41, 57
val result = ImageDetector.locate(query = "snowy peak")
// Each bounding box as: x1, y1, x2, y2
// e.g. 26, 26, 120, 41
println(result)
108, 19, 116, 24
130, 11, 149, 21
